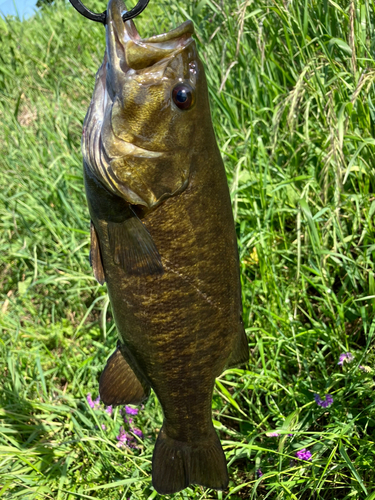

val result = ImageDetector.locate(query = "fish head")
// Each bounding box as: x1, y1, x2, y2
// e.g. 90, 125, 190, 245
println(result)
83, 0, 211, 210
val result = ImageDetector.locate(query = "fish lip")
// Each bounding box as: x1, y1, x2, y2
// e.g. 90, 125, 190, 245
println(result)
119, 15, 194, 50
140, 20, 195, 44
107, 0, 194, 46
108, 10, 195, 74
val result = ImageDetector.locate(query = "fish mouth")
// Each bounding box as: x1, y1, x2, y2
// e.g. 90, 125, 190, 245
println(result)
83, 0, 195, 208
141, 20, 195, 45
106, 0, 194, 73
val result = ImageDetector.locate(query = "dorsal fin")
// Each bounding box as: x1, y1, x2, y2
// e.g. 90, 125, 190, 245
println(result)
226, 321, 249, 367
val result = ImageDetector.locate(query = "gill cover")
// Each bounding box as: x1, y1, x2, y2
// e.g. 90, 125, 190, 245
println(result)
82, 0, 198, 210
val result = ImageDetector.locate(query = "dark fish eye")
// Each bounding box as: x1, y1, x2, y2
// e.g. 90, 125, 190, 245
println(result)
172, 83, 195, 111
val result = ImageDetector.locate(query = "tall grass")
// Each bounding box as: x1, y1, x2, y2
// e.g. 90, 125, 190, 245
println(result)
0, 0, 374, 498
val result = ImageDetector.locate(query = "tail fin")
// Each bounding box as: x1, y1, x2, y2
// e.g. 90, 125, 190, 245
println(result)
152, 424, 228, 495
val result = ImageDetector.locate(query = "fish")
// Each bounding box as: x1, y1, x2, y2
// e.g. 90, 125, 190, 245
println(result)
81, 0, 248, 494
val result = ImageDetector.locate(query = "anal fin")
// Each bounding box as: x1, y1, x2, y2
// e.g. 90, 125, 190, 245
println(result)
90, 221, 105, 285
227, 321, 249, 367
99, 347, 150, 406
107, 210, 163, 276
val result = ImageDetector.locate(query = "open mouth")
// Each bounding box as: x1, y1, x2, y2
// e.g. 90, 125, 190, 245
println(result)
141, 20, 194, 47
107, 0, 195, 71
82, 0, 197, 210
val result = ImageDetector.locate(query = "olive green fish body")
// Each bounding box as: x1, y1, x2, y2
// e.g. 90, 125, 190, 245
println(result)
83, 0, 248, 493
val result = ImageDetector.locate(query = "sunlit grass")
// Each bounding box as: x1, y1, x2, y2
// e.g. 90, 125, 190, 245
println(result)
0, 0, 374, 498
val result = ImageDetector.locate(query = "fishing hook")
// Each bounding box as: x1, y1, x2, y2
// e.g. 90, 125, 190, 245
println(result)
68, 0, 150, 25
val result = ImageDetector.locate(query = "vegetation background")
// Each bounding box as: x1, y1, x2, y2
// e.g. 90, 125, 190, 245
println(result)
0, 0, 374, 498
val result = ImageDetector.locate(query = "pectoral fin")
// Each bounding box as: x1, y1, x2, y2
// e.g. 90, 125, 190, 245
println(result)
107, 211, 163, 276
90, 221, 105, 285
99, 347, 150, 406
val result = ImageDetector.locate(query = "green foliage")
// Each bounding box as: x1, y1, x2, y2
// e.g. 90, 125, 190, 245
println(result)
36, 0, 56, 9
0, 0, 374, 498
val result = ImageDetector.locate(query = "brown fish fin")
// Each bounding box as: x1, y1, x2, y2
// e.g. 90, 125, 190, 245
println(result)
90, 221, 105, 285
226, 322, 249, 367
99, 347, 150, 406
152, 424, 228, 495
107, 212, 164, 276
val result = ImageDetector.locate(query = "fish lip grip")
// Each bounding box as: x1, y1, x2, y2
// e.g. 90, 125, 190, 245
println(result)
68, 0, 150, 25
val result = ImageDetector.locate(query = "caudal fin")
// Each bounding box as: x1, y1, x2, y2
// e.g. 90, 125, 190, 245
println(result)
152, 424, 228, 495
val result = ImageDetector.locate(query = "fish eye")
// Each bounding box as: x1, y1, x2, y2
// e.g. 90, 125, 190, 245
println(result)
172, 83, 195, 111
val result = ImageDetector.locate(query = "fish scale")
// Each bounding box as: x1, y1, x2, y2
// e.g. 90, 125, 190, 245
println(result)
81, 0, 248, 494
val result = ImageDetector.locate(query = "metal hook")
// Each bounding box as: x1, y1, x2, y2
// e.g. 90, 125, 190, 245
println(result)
68, 0, 150, 25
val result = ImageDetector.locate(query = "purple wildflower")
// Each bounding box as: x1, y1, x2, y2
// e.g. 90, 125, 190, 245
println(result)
314, 393, 333, 408
257, 469, 263, 478
288, 433, 293, 437
338, 352, 354, 366
295, 449, 312, 461
116, 426, 141, 449
116, 426, 129, 448
359, 365, 371, 373
131, 427, 144, 438
105, 405, 113, 416
266, 431, 279, 437
125, 406, 138, 415
101, 424, 106, 430
87, 393, 101, 410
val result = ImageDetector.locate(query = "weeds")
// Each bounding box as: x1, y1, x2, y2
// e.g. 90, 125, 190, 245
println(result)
0, 0, 374, 498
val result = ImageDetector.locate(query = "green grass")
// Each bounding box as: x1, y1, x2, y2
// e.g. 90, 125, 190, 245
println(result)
1, 0, 375, 498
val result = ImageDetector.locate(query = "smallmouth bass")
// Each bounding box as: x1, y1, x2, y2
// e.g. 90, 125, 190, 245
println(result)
82, 0, 248, 493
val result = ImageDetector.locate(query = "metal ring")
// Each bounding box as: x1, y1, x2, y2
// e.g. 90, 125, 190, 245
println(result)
69, 0, 150, 25
122, 0, 149, 21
